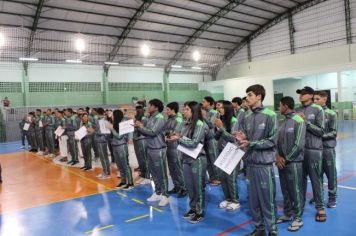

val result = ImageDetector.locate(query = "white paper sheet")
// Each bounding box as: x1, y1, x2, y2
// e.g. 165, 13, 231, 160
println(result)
214, 142, 244, 175
99, 119, 111, 134
23, 123, 30, 131
177, 142, 204, 159
54, 126, 65, 137
119, 119, 134, 135
75, 126, 88, 140
39, 120, 43, 128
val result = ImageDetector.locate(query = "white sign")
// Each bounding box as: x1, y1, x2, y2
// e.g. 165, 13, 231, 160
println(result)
119, 119, 134, 135
54, 126, 65, 137
75, 126, 88, 140
39, 120, 43, 128
177, 143, 204, 159
214, 142, 244, 175
23, 123, 30, 131
99, 119, 111, 134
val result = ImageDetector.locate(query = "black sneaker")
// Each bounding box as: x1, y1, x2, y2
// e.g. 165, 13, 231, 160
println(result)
116, 182, 127, 188
178, 189, 188, 198
183, 209, 196, 219
84, 167, 93, 171
189, 214, 204, 224
122, 184, 134, 191
80, 166, 86, 169
268, 231, 278, 236
67, 160, 74, 165
168, 186, 180, 194
245, 229, 266, 236
71, 161, 79, 166
309, 198, 315, 205
327, 201, 336, 208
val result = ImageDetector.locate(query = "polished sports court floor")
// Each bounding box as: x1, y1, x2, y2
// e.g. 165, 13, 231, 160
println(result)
1, 121, 356, 236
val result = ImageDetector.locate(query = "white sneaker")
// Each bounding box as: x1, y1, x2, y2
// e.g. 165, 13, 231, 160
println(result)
98, 175, 111, 180
20, 146, 25, 149
48, 154, 55, 158
226, 202, 241, 211
147, 193, 161, 202
219, 200, 230, 209
158, 196, 170, 206
37, 151, 44, 156
140, 178, 151, 185
96, 173, 104, 178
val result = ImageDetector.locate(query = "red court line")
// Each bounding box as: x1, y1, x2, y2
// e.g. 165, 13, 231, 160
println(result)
216, 173, 356, 236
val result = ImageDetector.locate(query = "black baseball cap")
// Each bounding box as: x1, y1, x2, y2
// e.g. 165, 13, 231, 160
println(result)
296, 86, 314, 94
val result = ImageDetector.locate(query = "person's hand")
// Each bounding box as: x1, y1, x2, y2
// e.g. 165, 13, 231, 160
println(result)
239, 140, 249, 151
298, 112, 306, 120
215, 119, 223, 129
106, 123, 114, 130
235, 131, 246, 141
167, 134, 180, 141
87, 127, 95, 134
134, 121, 142, 128
276, 155, 286, 169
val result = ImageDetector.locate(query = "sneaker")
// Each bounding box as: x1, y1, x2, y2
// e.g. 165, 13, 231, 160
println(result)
147, 193, 161, 202
37, 151, 44, 156
226, 202, 241, 211
168, 186, 180, 194
178, 189, 188, 198
96, 173, 104, 178
67, 160, 74, 165
277, 215, 292, 224
139, 178, 151, 185
327, 201, 336, 208
80, 166, 86, 170
309, 198, 315, 205
48, 154, 55, 158
84, 167, 93, 171
158, 196, 170, 207
183, 209, 196, 219
122, 184, 134, 191
219, 200, 231, 209
59, 157, 68, 162
268, 231, 278, 236
98, 174, 111, 180
71, 161, 79, 166
189, 214, 204, 224
116, 182, 127, 188
245, 229, 266, 236
20, 145, 25, 149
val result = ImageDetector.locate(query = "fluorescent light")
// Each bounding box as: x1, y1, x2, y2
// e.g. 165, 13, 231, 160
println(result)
192, 66, 201, 70
143, 63, 156, 67
141, 44, 150, 57
192, 50, 201, 62
75, 38, 85, 52
104, 62, 119, 65
66, 59, 82, 63
171, 65, 182, 68
0, 33, 5, 47
19, 57, 38, 61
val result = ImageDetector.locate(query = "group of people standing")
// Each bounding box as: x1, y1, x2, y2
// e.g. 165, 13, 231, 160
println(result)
17, 83, 337, 236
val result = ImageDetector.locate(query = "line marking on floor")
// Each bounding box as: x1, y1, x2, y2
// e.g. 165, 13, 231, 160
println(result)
116, 191, 128, 197
132, 198, 145, 205
338, 184, 356, 190
125, 214, 150, 223
151, 206, 163, 212
85, 224, 114, 234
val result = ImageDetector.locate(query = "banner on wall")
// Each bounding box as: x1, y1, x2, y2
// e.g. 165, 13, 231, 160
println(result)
353, 102, 356, 120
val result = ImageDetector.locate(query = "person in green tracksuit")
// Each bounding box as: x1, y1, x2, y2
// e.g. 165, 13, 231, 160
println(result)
295, 86, 326, 222
314, 91, 338, 208
108, 110, 134, 190
64, 108, 79, 166
215, 100, 241, 212
89, 108, 100, 161
236, 84, 278, 236
134, 99, 169, 207
43, 109, 56, 158
276, 96, 306, 232
34, 109, 45, 155
133, 105, 150, 183
79, 113, 93, 171
169, 101, 207, 224
89, 108, 111, 179
202, 96, 220, 185
165, 102, 187, 197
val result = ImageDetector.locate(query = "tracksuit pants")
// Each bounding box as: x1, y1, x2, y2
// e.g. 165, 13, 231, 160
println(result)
113, 144, 133, 185
323, 148, 337, 202
133, 139, 150, 179
167, 146, 186, 190
81, 136, 92, 168
147, 148, 168, 197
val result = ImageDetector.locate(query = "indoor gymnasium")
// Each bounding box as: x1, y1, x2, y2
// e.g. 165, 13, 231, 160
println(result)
0, 0, 356, 235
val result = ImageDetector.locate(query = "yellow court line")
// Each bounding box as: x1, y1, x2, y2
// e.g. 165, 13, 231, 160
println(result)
151, 206, 163, 213
125, 214, 150, 223
131, 198, 145, 205
85, 224, 114, 234
116, 191, 128, 198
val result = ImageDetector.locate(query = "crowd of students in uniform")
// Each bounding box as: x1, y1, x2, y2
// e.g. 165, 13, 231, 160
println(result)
14, 83, 338, 236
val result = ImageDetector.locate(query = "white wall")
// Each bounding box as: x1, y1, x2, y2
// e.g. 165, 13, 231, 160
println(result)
273, 79, 302, 102
109, 66, 163, 83
28, 64, 103, 82
0, 63, 23, 82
